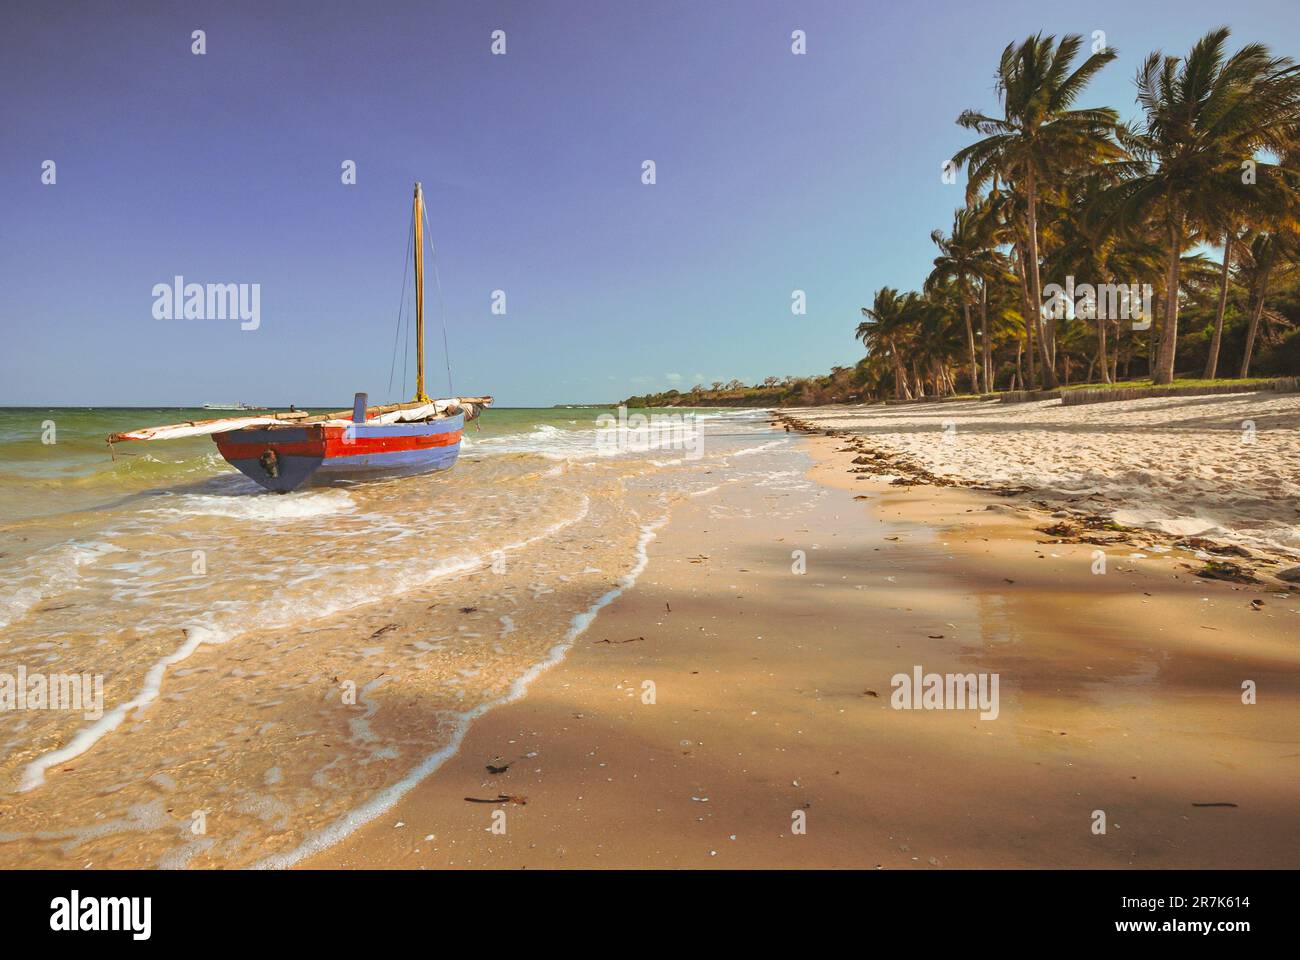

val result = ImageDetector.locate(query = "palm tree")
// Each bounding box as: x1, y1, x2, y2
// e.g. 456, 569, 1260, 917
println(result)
926, 211, 981, 392
986, 185, 1041, 387
1208, 139, 1300, 376
1049, 172, 1120, 381
1096, 29, 1300, 383
1236, 229, 1300, 376
967, 194, 1016, 391
927, 203, 1008, 393
913, 282, 968, 395
857, 288, 920, 400
1202, 229, 1246, 379
953, 33, 1121, 388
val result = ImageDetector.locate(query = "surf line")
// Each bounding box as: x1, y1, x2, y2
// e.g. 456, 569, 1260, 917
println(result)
254, 512, 670, 869
16, 499, 594, 794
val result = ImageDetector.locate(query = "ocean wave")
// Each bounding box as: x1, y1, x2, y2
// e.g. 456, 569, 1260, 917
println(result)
730, 438, 791, 458
145, 489, 358, 522
0, 540, 124, 630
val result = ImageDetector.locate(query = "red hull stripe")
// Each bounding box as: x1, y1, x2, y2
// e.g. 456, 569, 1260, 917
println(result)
217, 429, 462, 461
323, 430, 461, 458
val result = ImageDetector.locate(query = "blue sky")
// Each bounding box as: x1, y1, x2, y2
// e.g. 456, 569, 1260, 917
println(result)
2, 0, 1297, 406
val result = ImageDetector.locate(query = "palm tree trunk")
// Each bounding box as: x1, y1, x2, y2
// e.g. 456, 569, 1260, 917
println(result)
1096, 315, 1111, 384
1014, 338, 1023, 390
1148, 290, 1160, 376
961, 295, 979, 394
890, 347, 912, 401
1239, 267, 1272, 378
980, 282, 992, 392
1014, 243, 1039, 388
1025, 171, 1058, 388
1204, 232, 1233, 380
1154, 209, 1185, 385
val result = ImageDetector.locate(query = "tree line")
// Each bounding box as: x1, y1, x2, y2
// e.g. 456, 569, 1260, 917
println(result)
857, 28, 1300, 400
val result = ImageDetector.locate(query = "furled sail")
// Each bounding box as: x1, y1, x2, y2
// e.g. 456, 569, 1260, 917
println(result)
108, 397, 492, 444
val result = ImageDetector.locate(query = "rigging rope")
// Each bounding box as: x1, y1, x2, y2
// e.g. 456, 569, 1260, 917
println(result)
387, 202, 415, 401
420, 193, 455, 396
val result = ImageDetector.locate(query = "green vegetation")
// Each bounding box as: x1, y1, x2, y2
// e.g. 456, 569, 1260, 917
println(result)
624, 369, 866, 408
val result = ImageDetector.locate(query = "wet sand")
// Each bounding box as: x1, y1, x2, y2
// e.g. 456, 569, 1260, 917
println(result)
305, 435, 1300, 869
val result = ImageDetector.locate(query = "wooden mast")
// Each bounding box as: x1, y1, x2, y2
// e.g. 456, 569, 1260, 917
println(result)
413, 181, 429, 402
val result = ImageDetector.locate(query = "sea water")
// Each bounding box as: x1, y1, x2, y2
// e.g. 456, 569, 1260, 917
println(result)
0, 405, 811, 867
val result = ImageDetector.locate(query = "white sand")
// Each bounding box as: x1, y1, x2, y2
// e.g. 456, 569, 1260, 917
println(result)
784, 391, 1300, 557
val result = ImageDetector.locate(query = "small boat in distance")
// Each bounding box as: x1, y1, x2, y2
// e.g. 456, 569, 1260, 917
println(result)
109, 182, 491, 492
202, 401, 262, 411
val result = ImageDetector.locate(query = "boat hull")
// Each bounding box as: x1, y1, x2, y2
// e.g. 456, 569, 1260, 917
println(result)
213, 415, 464, 492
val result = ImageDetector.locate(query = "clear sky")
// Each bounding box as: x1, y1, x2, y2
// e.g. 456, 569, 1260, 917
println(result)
2, 0, 1297, 407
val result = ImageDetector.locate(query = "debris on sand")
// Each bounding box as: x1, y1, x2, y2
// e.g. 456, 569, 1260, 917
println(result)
1177, 537, 1253, 558
774, 409, 1288, 591
1036, 522, 1078, 539
1194, 560, 1260, 584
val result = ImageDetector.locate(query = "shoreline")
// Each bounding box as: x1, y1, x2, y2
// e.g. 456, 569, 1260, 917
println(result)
303, 427, 1300, 869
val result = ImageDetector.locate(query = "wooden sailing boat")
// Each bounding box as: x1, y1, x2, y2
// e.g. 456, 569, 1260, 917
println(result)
108, 182, 491, 492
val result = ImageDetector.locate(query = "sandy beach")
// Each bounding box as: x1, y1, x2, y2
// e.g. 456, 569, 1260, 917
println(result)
783, 392, 1300, 559
305, 402, 1300, 869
